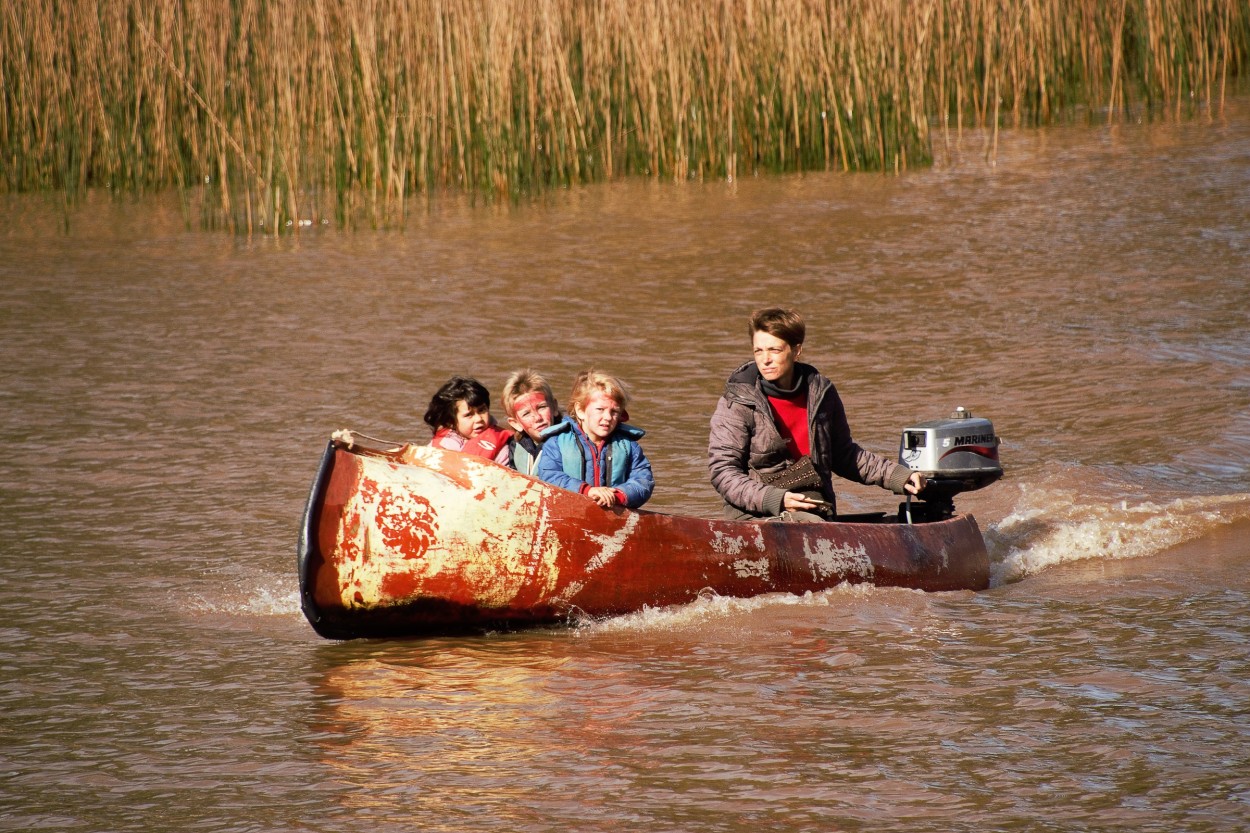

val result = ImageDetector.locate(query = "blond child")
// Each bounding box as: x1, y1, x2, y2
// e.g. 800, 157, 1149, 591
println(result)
534, 370, 654, 508
500, 369, 562, 476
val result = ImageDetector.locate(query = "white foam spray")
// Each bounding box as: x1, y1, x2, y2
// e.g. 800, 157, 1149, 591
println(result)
986, 487, 1250, 586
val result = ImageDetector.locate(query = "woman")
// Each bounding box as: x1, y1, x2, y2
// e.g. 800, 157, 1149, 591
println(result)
708, 308, 925, 521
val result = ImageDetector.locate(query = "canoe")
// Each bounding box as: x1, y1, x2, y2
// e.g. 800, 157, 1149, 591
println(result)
298, 431, 990, 640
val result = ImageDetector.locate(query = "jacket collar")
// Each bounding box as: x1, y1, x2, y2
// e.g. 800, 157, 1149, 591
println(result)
540, 414, 645, 442
724, 361, 827, 406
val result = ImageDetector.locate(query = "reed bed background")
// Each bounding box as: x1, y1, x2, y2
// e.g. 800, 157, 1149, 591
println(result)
3, 0, 1248, 230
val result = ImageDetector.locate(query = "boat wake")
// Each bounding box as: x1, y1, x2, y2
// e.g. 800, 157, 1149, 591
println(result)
572, 581, 903, 635
236, 582, 302, 617
189, 570, 301, 618
985, 486, 1250, 587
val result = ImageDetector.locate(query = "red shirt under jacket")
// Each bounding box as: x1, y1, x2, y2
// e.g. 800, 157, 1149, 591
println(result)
766, 391, 810, 459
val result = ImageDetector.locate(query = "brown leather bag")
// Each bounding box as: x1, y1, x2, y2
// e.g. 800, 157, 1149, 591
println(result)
758, 455, 822, 492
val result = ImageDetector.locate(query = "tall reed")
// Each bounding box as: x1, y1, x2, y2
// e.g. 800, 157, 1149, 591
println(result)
3, 0, 1247, 230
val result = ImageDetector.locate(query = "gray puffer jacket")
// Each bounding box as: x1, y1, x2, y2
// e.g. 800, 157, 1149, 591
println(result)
707, 362, 912, 519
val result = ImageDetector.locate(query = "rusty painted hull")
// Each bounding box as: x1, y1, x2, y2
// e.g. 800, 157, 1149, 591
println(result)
298, 437, 990, 639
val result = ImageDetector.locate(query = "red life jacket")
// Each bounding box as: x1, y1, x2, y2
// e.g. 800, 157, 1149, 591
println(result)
432, 424, 513, 462
463, 424, 513, 460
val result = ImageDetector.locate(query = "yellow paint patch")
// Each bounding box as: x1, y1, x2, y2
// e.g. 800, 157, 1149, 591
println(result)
334, 450, 562, 609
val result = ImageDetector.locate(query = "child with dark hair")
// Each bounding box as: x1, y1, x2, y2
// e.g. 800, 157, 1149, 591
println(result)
423, 376, 512, 465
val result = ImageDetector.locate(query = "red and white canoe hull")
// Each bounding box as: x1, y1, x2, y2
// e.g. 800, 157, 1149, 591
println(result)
298, 437, 990, 639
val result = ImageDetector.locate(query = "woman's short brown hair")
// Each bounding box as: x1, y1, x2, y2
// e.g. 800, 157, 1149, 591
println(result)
749, 307, 805, 347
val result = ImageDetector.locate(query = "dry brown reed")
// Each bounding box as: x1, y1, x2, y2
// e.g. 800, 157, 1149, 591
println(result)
3, 0, 1247, 231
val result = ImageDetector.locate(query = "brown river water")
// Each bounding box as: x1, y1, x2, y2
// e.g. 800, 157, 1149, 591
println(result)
3, 100, 1249, 832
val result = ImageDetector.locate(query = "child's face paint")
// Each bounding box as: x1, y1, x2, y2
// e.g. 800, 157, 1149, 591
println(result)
508, 391, 555, 440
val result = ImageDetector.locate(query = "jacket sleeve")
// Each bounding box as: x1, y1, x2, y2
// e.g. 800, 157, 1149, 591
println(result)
429, 429, 459, 451
823, 391, 910, 493
534, 437, 587, 495
615, 442, 655, 508
492, 442, 512, 467
708, 395, 786, 517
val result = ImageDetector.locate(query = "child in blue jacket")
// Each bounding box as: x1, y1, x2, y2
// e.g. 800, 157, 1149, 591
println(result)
535, 370, 654, 509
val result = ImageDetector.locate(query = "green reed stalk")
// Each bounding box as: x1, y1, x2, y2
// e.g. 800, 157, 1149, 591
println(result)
2, 0, 1248, 230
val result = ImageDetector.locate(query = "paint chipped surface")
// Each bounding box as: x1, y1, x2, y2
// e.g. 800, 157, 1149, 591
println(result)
803, 538, 874, 583
732, 558, 770, 580
711, 530, 753, 556
399, 443, 450, 473
368, 480, 438, 558
583, 513, 640, 573
333, 451, 560, 609
554, 513, 641, 603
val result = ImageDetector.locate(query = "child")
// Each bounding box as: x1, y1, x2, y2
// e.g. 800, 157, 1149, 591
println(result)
500, 368, 562, 476
534, 370, 654, 508
423, 376, 512, 465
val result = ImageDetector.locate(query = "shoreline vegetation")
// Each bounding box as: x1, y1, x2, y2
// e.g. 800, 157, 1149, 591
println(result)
4, 0, 1248, 231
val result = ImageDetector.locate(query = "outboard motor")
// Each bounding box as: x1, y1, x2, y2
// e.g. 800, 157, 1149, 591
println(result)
897, 407, 1002, 521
